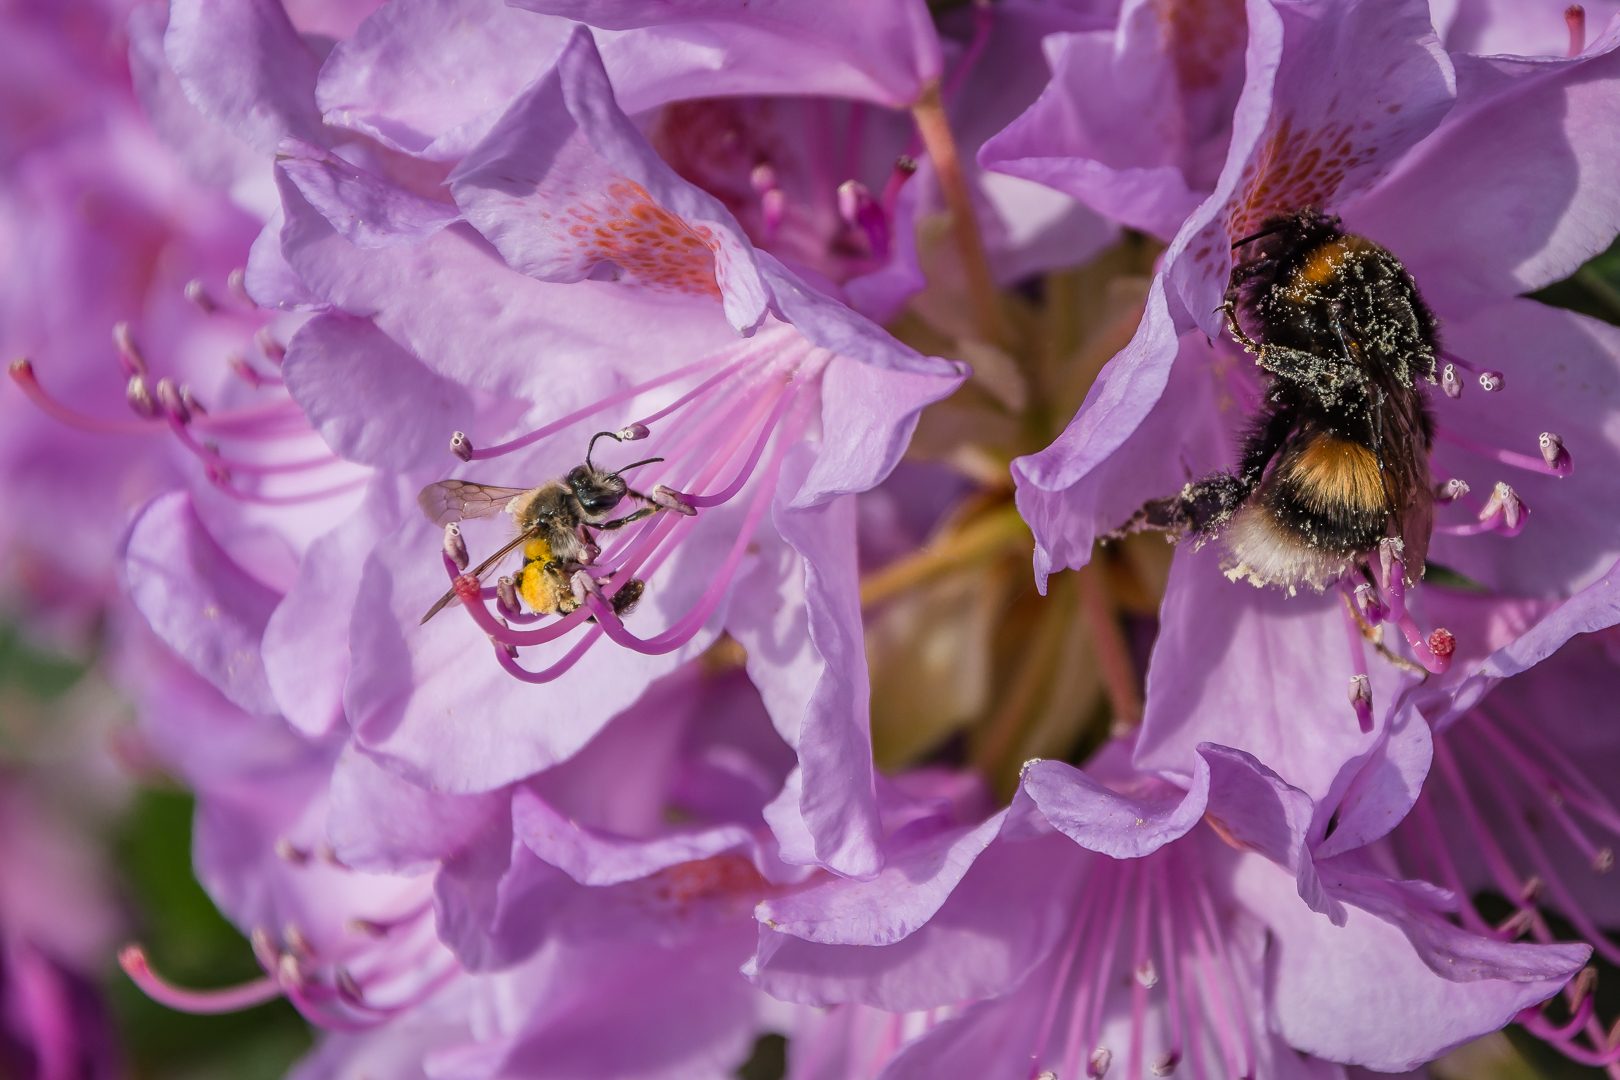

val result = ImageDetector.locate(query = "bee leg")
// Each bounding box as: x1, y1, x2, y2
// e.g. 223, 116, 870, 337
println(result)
1108, 403, 1296, 541
591, 506, 660, 531
1221, 299, 1263, 354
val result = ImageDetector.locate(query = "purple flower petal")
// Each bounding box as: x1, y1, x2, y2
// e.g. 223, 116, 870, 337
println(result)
1136, 542, 1412, 806
746, 830, 1081, 1010
275, 163, 738, 400
317, 0, 576, 160
328, 744, 508, 876
1198, 743, 1344, 922
280, 313, 474, 471
1020, 752, 1210, 858
275, 139, 462, 249
448, 26, 769, 334
512, 786, 755, 888
1169, 0, 1455, 339
163, 0, 326, 155
754, 478, 883, 878
122, 491, 283, 717
756, 811, 1008, 946
511, 0, 943, 107
1345, 30, 1620, 303
1234, 853, 1589, 1071
1312, 695, 1433, 859
262, 478, 404, 739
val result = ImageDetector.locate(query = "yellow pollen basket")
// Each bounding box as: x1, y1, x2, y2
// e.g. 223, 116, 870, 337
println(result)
517, 537, 573, 615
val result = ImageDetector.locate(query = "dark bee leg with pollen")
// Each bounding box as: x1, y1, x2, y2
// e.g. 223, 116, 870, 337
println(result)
1108, 403, 1297, 541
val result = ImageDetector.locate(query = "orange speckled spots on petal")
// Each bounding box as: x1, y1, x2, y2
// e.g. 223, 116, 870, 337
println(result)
629, 853, 770, 921
551, 179, 723, 298
1158, 0, 1248, 94
1226, 116, 1373, 239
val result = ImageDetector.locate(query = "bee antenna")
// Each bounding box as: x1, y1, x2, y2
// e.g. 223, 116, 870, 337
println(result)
585, 431, 613, 470
1230, 222, 1286, 250
613, 457, 664, 476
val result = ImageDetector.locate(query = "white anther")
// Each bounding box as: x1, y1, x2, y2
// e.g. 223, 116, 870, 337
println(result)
570, 569, 603, 607
1539, 431, 1571, 474
1152, 1053, 1180, 1077
250, 927, 279, 969
1595, 848, 1614, 873
254, 326, 285, 363
228, 267, 254, 306
184, 278, 217, 314
749, 163, 779, 195
228, 355, 262, 388
1348, 674, 1372, 708
1479, 481, 1523, 531
274, 838, 310, 865
283, 922, 314, 961
443, 522, 469, 571
1376, 536, 1404, 589
277, 952, 306, 990
1569, 967, 1598, 1010
180, 384, 206, 416
1434, 477, 1470, 503
1478, 370, 1505, 392
617, 423, 650, 442
1440, 363, 1462, 398
651, 484, 697, 516
449, 431, 473, 461
1088, 1047, 1112, 1078
112, 322, 147, 375
126, 375, 158, 418
497, 575, 519, 615
334, 966, 364, 1001
1134, 960, 1159, 988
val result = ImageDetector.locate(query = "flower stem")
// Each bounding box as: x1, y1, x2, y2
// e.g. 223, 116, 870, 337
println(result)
1077, 559, 1142, 728
860, 504, 1029, 607
911, 81, 1010, 350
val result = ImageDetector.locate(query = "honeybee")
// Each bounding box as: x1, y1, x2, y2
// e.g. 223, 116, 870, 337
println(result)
418, 430, 670, 624
1112, 208, 1437, 591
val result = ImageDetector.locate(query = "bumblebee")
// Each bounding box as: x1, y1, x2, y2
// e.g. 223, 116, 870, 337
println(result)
1114, 208, 1437, 591
418, 430, 665, 623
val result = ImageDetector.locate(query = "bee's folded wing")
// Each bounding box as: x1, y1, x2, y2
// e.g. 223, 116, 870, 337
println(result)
417, 481, 531, 525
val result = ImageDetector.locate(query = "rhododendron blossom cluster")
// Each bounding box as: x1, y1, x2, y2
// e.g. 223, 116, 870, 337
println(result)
3, 0, 1620, 1078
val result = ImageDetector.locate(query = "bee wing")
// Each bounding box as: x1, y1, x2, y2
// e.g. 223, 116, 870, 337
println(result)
418, 481, 532, 526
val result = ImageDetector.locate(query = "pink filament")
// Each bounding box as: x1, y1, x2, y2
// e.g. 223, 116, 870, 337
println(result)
1028, 884, 1091, 1077
493, 626, 604, 683
165, 412, 338, 475
943, 0, 997, 102
1567, 4, 1587, 56
468, 354, 732, 460
1518, 990, 1597, 1042
208, 473, 369, 507
681, 382, 797, 508
587, 417, 790, 655
119, 945, 283, 1013
9, 362, 162, 436
1436, 426, 1571, 478
1339, 593, 1375, 732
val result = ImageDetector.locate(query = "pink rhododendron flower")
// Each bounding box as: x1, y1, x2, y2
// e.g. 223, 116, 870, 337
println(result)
749, 737, 1588, 1075
1001, 0, 1620, 778
10, 0, 1620, 1075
